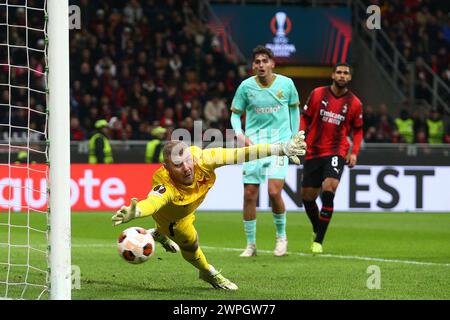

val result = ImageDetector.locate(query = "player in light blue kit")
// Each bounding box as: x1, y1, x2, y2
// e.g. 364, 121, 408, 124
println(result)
230, 45, 301, 257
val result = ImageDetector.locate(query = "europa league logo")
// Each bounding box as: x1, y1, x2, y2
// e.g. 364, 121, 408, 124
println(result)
270, 11, 292, 37
267, 11, 296, 57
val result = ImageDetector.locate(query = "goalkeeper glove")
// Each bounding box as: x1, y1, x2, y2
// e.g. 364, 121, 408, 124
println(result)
279, 130, 307, 165
149, 229, 180, 253
112, 198, 141, 226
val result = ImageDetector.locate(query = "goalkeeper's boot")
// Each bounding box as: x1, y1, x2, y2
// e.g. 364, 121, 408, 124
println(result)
274, 237, 288, 257
199, 267, 238, 290
148, 228, 179, 253
311, 242, 323, 254
239, 244, 257, 257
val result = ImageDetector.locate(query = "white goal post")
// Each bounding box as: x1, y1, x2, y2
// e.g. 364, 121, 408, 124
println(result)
48, 0, 71, 300
0, 0, 71, 300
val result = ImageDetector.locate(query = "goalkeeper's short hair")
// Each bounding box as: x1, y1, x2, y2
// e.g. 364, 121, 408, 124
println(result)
163, 140, 189, 164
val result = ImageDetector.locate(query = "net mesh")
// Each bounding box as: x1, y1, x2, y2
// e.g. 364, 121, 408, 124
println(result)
0, 0, 49, 299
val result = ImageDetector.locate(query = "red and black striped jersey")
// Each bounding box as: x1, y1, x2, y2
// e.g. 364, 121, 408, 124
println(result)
301, 86, 363, 160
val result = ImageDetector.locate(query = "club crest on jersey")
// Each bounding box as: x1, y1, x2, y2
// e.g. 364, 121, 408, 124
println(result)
276, 89, 284, 99
198, 176, 207, 185
342, 104, 348, 113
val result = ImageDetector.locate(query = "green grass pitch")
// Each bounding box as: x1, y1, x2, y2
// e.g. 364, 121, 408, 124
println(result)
1, 211, 450, 299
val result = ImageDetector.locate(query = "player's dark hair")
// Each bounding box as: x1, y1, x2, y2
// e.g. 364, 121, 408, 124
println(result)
252, 45, 274, 61
333, 62, 353, 74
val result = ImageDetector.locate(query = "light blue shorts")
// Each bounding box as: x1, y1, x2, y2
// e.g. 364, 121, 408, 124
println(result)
243, 155, 289, 184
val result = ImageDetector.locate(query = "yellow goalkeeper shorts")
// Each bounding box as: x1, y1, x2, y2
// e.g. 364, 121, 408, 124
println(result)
154, 213, 197, 247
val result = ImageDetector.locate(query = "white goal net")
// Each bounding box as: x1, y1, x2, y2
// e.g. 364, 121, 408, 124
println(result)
0, 0, 71, 300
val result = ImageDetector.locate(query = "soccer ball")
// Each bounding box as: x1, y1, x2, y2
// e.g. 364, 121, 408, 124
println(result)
117, 227, 155, 264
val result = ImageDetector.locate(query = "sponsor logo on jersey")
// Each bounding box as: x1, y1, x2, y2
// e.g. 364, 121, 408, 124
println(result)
321, 100, 329, 107
320, 109, 346, 125
254, 105, 282, 114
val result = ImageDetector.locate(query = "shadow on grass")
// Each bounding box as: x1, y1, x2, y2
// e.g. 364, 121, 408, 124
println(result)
77, 278, 219, 299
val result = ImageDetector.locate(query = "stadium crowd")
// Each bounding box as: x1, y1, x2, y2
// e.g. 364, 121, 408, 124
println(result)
1, 0, 449, 145
378, 0, 450, 104
363, 103, 449, 144
69, 0, 243, 142
68, 0, 449, 144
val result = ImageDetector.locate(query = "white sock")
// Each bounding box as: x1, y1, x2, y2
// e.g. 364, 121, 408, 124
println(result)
208, 265, 218, 275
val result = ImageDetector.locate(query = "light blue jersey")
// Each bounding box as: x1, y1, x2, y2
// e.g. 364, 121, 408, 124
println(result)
231, 74, 300, 144
231, 74, 300, 183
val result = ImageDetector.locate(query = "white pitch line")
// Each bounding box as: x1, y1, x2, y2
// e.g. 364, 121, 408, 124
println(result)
71, 244, 115, 248
69, 243, 450, 268
201, 246, 450, 268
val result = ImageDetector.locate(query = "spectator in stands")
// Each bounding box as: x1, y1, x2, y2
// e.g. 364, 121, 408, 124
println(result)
160, 107, 175, 128
216, 107, 231, 135
204, 94, 226, 129
427, 109, 445, 144
88, 119, 114, 164
123, 0, 143, 25
368, 104, 394, 142
152, 97, 166, 123
364, 126, 378, 143
169, 54, 183, 74
412, 109, 429, 142
377, 104, 395, 127
95, 56, 117, 78
445, 124, 450, 143
145, 126, 166, 164
109, 116, 125, 140
376, 114, 395, 142
363, 105, 378, 134
415, 128, 429, 143
66, 0, 246, 141
70, 116, 86, 141
382, 0, 450, 100
181, 116, 194, 139
173, 101, 188, 127
127, 108, 141, 139
394, 109, 414, 143
14, 151, 29, 164
443, 63, 450, 86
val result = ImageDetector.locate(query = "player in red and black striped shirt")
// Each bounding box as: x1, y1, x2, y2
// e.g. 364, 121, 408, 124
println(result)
300, 63, 363, 254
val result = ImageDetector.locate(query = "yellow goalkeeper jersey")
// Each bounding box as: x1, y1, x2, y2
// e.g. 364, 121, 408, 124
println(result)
136, 144, 274, 222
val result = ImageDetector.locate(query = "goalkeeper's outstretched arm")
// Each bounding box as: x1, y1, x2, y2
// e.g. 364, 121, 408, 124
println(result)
204, 131, 306, 168
112, 189, 173, 226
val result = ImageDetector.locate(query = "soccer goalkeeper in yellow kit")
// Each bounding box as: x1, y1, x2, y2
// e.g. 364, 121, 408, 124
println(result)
112, 132, 306, 290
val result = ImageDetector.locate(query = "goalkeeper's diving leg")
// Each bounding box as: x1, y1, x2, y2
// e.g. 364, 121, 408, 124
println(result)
166, 214, 238, 290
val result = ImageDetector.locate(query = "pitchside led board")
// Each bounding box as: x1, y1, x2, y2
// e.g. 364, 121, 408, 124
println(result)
1, 165, 449, 213
210, 5, 351, 65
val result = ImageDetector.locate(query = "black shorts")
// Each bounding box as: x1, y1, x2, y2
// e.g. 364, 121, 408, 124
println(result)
302, 155, 346, 188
